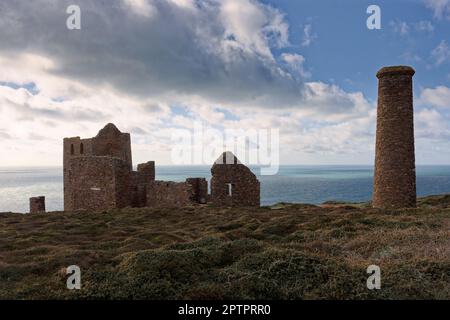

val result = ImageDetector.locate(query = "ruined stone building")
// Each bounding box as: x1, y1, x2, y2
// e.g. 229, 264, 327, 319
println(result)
373, 66, 417, 209
211, 152, 260, 207
30, 196, 46, 214
63, 124, 260, 211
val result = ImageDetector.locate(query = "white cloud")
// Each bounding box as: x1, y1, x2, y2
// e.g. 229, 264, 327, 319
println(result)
424, 0, 450, 19
400, 52, 422, 63
219, 0, 289, 59
0, 1, 368, 116
281, 53, 310, 78
168, 0, 197, 9
0, 0, 448, 166
298, 82, 372, 122
390, 20, 410, 35
415, 20, 435, 32
301, 24, 317, 47
416, 86, 450, 157
0, 49, 376, 166
122, 0, 157, 17
415, 108, 450, 140
431, 40, 450, 66
0, 0, 302, 110
420, 85, 450, 108
390, 20, 434, 36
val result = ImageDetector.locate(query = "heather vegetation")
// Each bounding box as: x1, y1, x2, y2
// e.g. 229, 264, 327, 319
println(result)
0, 195, 449, 299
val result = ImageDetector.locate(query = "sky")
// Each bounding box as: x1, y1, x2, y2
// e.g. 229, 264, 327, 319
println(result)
0, 0, 449, 167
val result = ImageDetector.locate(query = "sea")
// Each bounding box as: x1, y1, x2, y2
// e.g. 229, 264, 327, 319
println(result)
1, 165, 450, 213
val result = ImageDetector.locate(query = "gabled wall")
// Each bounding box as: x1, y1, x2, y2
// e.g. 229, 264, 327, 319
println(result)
210, 152, 260, 207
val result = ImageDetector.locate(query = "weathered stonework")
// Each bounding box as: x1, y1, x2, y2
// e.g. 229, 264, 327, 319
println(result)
129, 161, 156, 208
66, 156, 130, 211
30, 196, 46, 213
64, 124, 158, 211
137, 161, 155, 181
64, 123, 134, 211
186, 178, 208, 204
211, 152, 260, 207
64, 124, 261, 211
373, 66, 417, 209
146, 181, 195, 208
63, 123, 213, 211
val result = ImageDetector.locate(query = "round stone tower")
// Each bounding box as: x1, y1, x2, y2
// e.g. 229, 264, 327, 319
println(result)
373, 66, 416, 209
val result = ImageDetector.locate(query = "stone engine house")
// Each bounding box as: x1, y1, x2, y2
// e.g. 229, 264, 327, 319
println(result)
63, 124, 260, 211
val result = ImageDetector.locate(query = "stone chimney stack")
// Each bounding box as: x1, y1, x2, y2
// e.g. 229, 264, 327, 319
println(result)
373, 66, 416, 209
30, 196, 46, 213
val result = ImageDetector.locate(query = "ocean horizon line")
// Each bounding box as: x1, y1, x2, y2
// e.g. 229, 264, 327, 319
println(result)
1, 165, 450, 213
1, 164, 450, 169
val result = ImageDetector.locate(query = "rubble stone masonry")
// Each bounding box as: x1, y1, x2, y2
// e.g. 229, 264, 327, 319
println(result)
30, 196, 46, 213
66, 156, 130, 211
211, 152, 260, 207
63, 124, 261, 211
373, 66, 417, 209
63, 123, 133, 211
186, 178, 208, 204
146, 181, 195, 208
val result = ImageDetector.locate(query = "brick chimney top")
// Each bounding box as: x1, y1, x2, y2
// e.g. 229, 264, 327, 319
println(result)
376, 66, 415, 78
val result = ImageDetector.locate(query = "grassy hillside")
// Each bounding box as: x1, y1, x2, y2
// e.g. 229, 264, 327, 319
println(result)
0, 195, 449, 300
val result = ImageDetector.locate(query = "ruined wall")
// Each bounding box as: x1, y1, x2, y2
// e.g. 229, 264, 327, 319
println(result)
91, 123, 132, 171
211, 152, 260, 207
63, 124, 133, 211
128, 172, 146, 208
146, 181, 195, 208
373, 66, 416, 209
186, 178, 208, 204
63, 124, 131, 169
63, 124, 238, 212
30, 196, 45, 213
128, 162, 156, 208
63, 137, 93, 210
137, 161, 155, 181
65, 156, 130, 211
